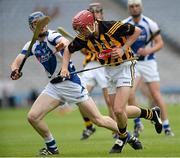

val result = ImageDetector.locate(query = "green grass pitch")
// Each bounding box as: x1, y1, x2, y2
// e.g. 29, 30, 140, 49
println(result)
0, 105, 180, 157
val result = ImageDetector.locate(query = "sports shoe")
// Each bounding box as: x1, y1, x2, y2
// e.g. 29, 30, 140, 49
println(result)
133, 123, 144, 138
127, 135, 143, 150
109, 137, 128, 153
80, 127, 96, 140
109, 132, 142, 153
164, 129, 175, 136
151, 106, 162, 134
39, 148, 59, 156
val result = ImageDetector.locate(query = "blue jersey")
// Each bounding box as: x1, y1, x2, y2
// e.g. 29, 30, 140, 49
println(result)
21, 30, 81, 84
123, 15, 159, 61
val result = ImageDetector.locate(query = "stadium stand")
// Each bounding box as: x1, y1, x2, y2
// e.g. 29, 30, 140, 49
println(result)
0, 0, 180, 105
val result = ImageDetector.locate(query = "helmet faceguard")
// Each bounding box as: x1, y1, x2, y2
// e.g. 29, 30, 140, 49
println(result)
72, 10, 95, 37
28, 11, 47, 34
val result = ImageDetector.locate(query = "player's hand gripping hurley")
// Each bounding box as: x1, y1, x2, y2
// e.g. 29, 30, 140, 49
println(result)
52, 27, 160, 84
50, 57, 138, 84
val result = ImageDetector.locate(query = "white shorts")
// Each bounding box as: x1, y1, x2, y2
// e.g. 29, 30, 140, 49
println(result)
106, 61, 136, 94
136, 60, 160, 82
81, 61, 108, 89
41, 79, 89, 104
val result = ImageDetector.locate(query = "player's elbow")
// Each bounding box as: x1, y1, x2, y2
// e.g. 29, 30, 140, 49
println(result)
159, 39, 164, 48
156, 38, 164, 50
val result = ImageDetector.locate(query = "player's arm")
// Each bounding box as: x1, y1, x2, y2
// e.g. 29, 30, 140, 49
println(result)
60, 45, 72, 78
47, 31, 70, 52
138, 20, 164, 56
10, 54, 25, 80
138, 33, 164, 56
55, 37, 70, 52
110, 22, 141, 59
152, 34, 164, 52
61, 38, 85, 78
122, 25, 142, 50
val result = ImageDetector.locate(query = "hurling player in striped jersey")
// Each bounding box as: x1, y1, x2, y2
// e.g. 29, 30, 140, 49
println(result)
79, 2, 116, 140
61, 9, 163, 153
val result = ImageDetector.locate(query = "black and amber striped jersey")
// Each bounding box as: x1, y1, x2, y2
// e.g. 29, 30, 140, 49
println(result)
81, 48, 99, 66
68, 20, 136, 66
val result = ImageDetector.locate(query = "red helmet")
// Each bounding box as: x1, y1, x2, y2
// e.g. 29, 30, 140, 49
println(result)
72, 10, 95, 34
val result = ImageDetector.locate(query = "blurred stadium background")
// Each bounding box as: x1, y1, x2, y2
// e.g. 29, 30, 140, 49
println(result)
0, 0, 180, 108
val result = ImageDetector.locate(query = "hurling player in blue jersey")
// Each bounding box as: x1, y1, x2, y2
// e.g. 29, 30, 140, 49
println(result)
123, 0, 174, 137
10, 11, 128, 156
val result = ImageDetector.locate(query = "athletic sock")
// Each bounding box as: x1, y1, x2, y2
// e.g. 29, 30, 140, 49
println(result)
139, 108, 153, 120
162, 119, 171, 130
118, 125, 128, 139
134, 118, 142, 125
83, 117, 93, 130
44, 134, 58, 153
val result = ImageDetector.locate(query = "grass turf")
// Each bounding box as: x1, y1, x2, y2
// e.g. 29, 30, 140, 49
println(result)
0, 105, 180, 157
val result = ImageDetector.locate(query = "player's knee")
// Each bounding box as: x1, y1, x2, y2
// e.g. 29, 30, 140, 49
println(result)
27, 111, 39, 124
113, 107, 124, 117
151, 91, 161, 100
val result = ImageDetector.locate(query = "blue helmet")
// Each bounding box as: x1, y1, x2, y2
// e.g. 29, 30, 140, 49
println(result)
28, 11, 45, 29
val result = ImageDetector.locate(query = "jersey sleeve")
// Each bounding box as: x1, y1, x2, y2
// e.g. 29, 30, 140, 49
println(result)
149, 19, 159, 34
113, 22, 135, 37
21, 41, 33, 56
47, 30, 62, 46
68, 37, 86, 53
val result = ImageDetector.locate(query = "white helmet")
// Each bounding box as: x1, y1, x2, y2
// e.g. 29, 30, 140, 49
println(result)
128, 0, 143, 7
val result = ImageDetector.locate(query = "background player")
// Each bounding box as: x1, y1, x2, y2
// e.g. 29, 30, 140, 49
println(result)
123, 0, 174, 137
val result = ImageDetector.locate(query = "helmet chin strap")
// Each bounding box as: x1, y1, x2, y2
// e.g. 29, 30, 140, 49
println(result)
86, 23, 96, 34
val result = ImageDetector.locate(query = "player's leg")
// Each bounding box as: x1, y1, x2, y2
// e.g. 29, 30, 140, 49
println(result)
79, 84, 96, 140
78, 85, 96, 140
105, 61, 142, 153
147, 81, 174, 136
126, 104, 162, 134
79, 64, 97, 140
109, 86, 142, 153
109, 91, 163, 153
78, 97, 142, 152
27, 93, 61, 155
128, 76, 144, 138
127, 77, 163, 134
102, 88, 116, 120
78, 97, 119, 131
102, 87, 118, 138
139, 79, 155, 108
141, 60, 174, 136
95, 65, 118, 138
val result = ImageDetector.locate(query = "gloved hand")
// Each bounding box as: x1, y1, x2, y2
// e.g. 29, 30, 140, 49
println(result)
10, 69, 23, 80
